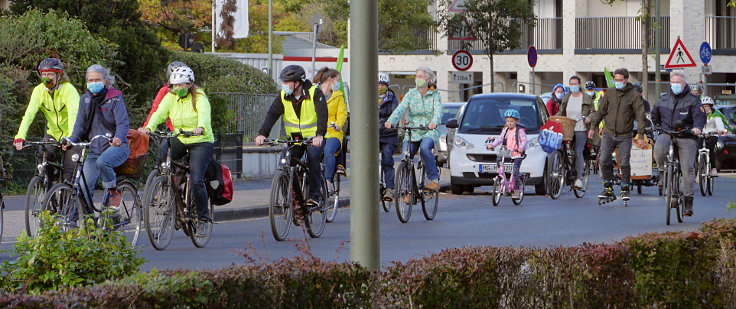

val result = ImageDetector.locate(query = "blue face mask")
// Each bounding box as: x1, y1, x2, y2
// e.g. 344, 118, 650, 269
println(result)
671, 83, 683, 95
555, 93, 564, 100
332, 81, 341, 91
614, 81, 625, 89
281, 84, 293, 96
87, 82, 104, 94
569, 85, 580, 93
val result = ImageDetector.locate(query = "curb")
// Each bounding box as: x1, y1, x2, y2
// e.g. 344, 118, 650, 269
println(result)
214, 198, 351, 222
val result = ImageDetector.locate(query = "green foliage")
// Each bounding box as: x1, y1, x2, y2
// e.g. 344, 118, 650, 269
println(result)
0, 212, 144, 294
170, 51, 277, 94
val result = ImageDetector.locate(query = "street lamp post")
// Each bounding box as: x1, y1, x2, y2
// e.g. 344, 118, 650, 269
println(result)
655, 0, 661, 97
268, 0, 273, 78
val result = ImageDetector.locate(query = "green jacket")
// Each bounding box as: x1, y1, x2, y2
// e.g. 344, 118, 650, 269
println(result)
590, 83, 647, 137
710, 109, 734, 133
15, 82, 80, 140
146, 89, 214, 144
556, 92, 596, 131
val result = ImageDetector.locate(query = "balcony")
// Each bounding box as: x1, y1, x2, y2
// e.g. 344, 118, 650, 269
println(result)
706, 16, 736, 54
447, 17, 563, 54
575, 17, 670, 54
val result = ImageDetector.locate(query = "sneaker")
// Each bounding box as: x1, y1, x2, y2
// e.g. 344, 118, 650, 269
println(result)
107, 188, 122, 210
512, 190, 521, 198
384, 188, 394, 201
424, 181, 440, 191
683, 196, 694, 216
657, 173, 664, 188
337, 165, 348, 178
306, 198, 320, 207
710, 168, 718, 177
195, 221, 207, 237
574, 179, 583, 189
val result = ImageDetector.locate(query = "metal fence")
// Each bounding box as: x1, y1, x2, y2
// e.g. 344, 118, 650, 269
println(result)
447, 17, 562, 51
575, 16, 670, 50
706, 16, 736, 50
211, 92, 279, 142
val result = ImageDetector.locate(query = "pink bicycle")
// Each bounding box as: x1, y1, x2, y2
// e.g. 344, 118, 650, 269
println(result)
490, 146, 528, 206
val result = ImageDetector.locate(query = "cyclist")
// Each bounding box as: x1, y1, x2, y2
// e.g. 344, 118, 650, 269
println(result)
700, 96, 725, 176
141, 66, 215, 234
585, 80, 602, 150
556, 75, 595, 190
14, 58, 81, 181
690, 84, 703, 98
65, 65, 130, 210
143, 61, 187, 131
588, 68, 647, 203
384, 66, 443, 193
651, 72, 706, 216
314, 67, 347, 192
485, 109, 527, 198
546, 83, 566, 116
255, 65, 327, 207
378, 72, 399, 200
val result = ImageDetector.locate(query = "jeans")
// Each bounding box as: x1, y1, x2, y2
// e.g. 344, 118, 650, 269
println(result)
600, 133, 632, 184
380, 142, 396, 189
158, 138, 214, 220
654, 135, 698, 198
574, 131, 588, 179
290, 143, 325, 200
82, 144, 130, 202
323, 137, 341, 182
407, 137, 439, 182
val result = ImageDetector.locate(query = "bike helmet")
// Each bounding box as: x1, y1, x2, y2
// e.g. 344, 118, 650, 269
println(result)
633, 83, 643, 93
378, 72, 390, 85
167, 61, 188, 79
169, 66, 195, 85
701, 96, 715, 106
504, 109, 521, 120
585, 80, 596, 89
690, 84, 702, 93
38, 58, 65, 74
279, 65, 306, 82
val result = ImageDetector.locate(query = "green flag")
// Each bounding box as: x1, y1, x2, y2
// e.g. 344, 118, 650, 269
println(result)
604, 67, 615, 88
336, 45, 345, 93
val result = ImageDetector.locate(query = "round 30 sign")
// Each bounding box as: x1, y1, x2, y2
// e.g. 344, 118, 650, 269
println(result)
452, 50, 473, 71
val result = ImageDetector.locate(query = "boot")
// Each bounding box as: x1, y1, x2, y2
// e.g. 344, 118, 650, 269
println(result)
620, 184, 631, 201
683, 196, 694, 216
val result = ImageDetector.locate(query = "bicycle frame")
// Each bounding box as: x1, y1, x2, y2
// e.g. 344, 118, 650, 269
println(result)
495, 149, 516, 194
272, 138, 319, 212
58, 135, 113, 224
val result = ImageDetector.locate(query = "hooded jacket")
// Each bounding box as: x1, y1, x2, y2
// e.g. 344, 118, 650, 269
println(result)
70, 87, 130, 155
651, 84, 706, 139
379, 89, 399, 144
546, 83, 566, 116
590, 83, 647, 137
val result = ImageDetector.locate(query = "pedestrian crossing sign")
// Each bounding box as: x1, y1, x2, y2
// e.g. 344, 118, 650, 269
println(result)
664, 37, 697, 69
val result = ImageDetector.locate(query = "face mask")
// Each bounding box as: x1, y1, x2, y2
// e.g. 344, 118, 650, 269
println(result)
670, 83, 683, 95
87, 82, 104, 94
332, 81, 341, 91
614, 81, 625, 89
379, 88, 387, 95
555, 93, 564, 100
41, 77, 55, 88
173, 87, 188, 98
281, 84, 293, 96
586, 91, 595, 96
415, 78, 427, 88
569, 85, 580, 93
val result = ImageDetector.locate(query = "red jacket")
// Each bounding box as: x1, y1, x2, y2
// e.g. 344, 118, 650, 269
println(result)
144, 86, 174, 131
546, 97, 560, 116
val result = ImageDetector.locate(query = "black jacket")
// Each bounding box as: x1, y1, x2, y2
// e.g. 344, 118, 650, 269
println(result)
651, 84, 706, 138
379, 89, 399, 144
258, 80, 328, 137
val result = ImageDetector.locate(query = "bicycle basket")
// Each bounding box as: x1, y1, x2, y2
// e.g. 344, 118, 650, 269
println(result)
114, 154, 148, 178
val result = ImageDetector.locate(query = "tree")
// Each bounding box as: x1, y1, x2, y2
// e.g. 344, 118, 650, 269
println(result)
138, 0, 212, 38
437, 0, 535, 92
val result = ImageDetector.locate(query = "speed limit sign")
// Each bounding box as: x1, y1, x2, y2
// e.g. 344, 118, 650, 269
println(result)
452, 50, 473, 71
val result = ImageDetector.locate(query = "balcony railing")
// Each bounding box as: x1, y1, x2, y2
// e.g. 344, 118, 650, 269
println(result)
575, 16, 670, 53
706, 16, 736, 51
447, 17, 563, 52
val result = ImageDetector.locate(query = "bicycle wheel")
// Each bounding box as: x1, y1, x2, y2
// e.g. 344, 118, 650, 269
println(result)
698, 152, 708, 196
664, 165, 673, 225
143, 173, 175, 250
43, 183, 80, 231
394, 162, 413, 223
24, 176, 46, 237
421, 169, 439, 221
573, 160, 590, 198
326, 174, 340, 223
707, 172, 715, 196
492, 177, 502, 206
116, 182, 142, 247
547, 150, 564, 200
269, 169, 292, 241
512, 175, 527, 205
305, 175, 328, 238
190, 202, 214, 248
674, 170, 683, 224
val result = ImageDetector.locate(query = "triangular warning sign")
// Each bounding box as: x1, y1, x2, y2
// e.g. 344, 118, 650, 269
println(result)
449, 0, 467, 12
664, 37, 697, 69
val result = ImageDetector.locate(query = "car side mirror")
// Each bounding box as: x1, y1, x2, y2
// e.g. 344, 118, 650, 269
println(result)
446, 119, 459, 129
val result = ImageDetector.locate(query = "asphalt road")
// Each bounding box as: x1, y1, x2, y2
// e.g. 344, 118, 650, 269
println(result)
2, 175, 735, 271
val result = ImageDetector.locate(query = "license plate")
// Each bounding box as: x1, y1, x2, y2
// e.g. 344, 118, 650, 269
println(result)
479, 164, 513, 173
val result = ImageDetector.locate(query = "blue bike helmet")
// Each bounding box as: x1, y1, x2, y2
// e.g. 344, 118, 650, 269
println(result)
504, 109, 521, 120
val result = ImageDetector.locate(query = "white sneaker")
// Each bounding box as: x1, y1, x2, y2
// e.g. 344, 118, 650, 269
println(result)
574, 179, 583, 189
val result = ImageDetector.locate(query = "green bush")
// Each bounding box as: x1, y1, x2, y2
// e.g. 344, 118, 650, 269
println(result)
169, 51, 277, 94
0, 212, 144, 295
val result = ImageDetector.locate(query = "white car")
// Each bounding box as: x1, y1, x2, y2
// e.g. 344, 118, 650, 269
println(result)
446, 93, 552, 195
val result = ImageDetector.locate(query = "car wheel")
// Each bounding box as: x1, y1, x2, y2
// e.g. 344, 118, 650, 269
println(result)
451, 183, 464, 195
535, 162, 548, 195
465, 186, 475, 193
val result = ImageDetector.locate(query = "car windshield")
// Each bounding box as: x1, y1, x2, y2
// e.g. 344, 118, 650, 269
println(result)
458, 96, 540, 134
441, 105, 462, 124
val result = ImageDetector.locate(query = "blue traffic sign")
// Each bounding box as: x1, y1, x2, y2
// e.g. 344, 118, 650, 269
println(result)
527, 46, 537, 68
700, 42, 712, 64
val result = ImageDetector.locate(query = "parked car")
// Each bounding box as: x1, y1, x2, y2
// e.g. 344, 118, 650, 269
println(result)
446, 93, 551, 195
437, 102, 465, 166
715, 104, 736, 171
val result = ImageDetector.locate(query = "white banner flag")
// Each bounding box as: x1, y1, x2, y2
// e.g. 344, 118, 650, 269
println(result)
215, 0, 249, 39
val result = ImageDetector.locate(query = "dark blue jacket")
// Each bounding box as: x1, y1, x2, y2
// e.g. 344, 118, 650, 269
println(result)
379, 89, 399, 144
70, 87, 130, 154
651, 84, 706, 139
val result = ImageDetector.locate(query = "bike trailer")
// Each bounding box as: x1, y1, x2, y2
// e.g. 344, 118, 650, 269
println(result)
205, 158, 234, 206
630, 136, 654, 179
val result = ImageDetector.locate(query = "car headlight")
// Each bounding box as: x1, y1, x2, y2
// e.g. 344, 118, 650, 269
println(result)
454, 136, 474, 149
527, 137, 539, 149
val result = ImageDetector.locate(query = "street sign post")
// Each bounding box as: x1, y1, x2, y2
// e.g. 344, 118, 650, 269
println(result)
528, 46, 537, 94
702, 65, 712, 76
452, 50, 473, 71
700, 42, 713, 95
450, 71, 474, 83
664, 37, 697, 69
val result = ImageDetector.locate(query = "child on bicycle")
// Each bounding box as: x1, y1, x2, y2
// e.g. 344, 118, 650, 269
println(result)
486, 109, 527, 198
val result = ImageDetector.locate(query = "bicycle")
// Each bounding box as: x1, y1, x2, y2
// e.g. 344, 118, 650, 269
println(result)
656, 127, 689, 225
547, 134, 592, 200
394, 126, 440, 223
20, 140, 64, 237
266, 137, 328, 241
143, 130, 215, 250
324, 122, 342, 223
41, 134, 142, 246
490, 146, 528, 206
696, 132, 718, 197
378, 151, 392, 212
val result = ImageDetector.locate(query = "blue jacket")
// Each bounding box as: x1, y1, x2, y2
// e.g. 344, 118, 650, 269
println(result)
651, 84, 706, 138
379, 89, 399, 144
70, 87, 130, 155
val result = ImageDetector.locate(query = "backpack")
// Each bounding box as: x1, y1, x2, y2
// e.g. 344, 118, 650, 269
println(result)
205, 157, 234, 206
114, 129, 150, 177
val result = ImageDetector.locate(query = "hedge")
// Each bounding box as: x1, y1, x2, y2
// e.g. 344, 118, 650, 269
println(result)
1, 217, 734, 308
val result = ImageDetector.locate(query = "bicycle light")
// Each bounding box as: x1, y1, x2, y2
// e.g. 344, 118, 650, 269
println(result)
71, 154, 80, 162
281, 158, 287, 164
37, 164, 44, 174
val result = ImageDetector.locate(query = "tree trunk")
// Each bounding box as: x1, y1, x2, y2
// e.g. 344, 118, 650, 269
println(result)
489, 52, 495, 92
641, 0, 650, 99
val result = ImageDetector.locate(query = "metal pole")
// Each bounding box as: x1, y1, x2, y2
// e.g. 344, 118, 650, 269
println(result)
268, 0, 273, 77
532, 67, 535, 95
212, 0, 216, 53
312, 23, 319, 78
655, 0, 661, 97
350, 0, 379, 270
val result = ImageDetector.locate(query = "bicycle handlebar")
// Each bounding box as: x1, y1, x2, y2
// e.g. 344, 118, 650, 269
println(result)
148, 129, 199, 139
62, 134, 112, 148
265, 137, 317, 146
395, 125, 431, 130
21, 140, 61, 150
653, 126, 694, 137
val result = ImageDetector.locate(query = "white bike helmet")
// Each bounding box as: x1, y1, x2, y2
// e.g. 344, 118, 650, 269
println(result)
169, 66, 195, 85
378, 72, 390, 85
701, 96, 715, 106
